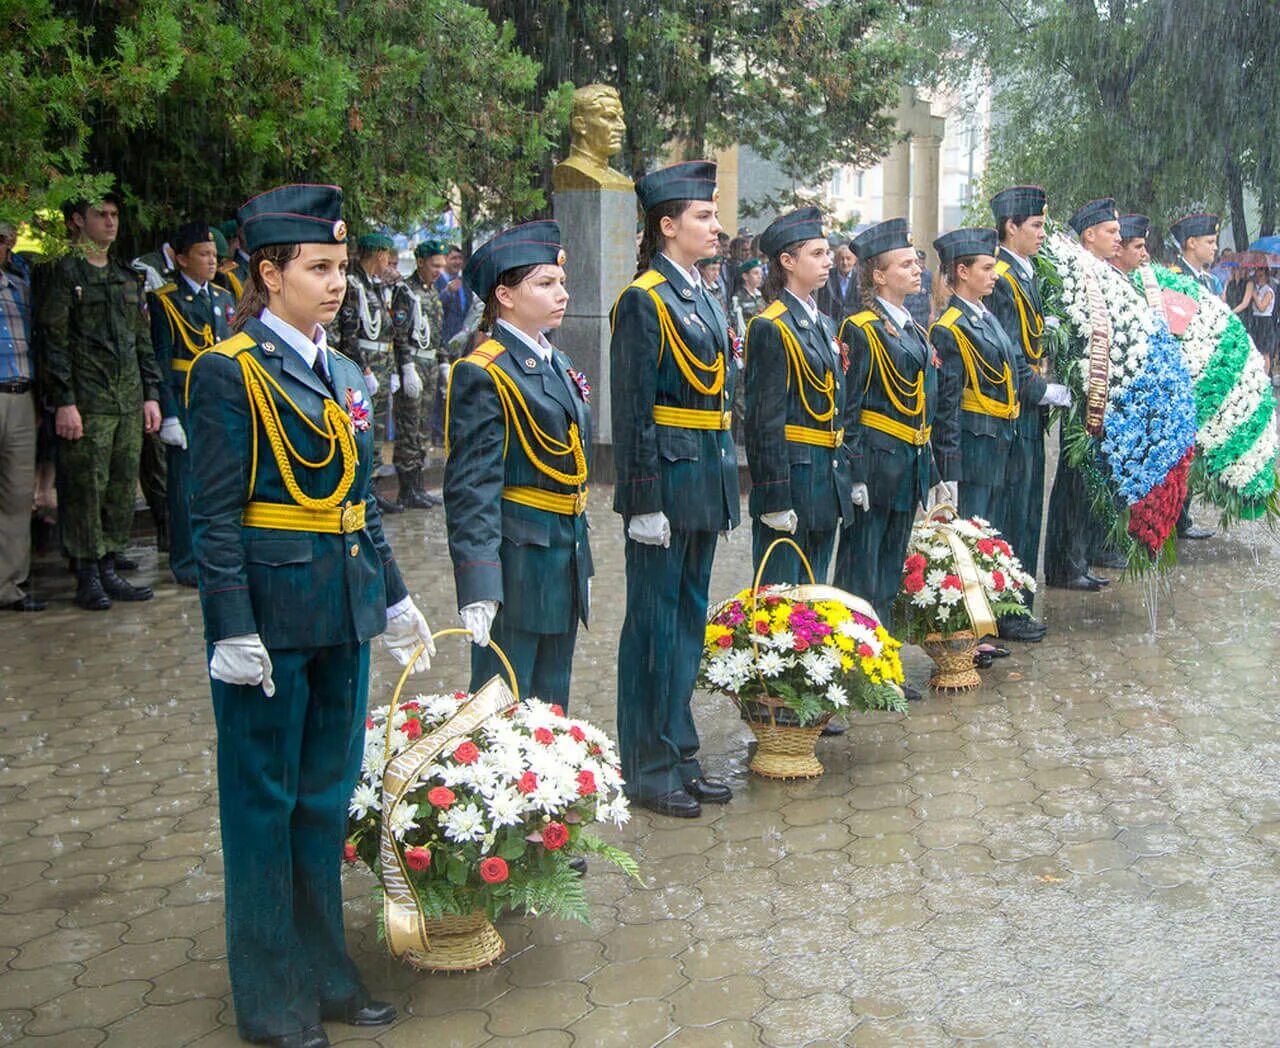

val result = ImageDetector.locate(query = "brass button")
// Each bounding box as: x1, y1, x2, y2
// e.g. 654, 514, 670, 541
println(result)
350, 544, 360, 557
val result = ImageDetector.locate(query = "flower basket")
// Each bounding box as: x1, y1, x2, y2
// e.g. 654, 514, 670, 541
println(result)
895, 509, 1035, 692
700, 538, 907, 780
346, 629, 639, 973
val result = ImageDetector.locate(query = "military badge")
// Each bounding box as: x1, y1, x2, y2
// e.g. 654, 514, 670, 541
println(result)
730, 327, 743, 364
346, 387, 372, 432
567, 366, 591, 402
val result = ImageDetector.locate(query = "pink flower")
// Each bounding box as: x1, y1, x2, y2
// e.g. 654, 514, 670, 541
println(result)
453, 741, 480, 764
517, 771, 538, 795
576, 769, 597, 796
404, 846, 431, 871
534, 727, 555, 745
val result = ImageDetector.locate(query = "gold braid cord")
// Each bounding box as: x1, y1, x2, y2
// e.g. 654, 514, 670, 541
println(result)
762, 315, 835, 423
646, 289, 725, 397
942, 320, 1018, 420
158, 293, 216, 357
843, 317, 926, 419
1000, 270, 1045, 361
238, 353, 358, 507
488, 367, 587, 487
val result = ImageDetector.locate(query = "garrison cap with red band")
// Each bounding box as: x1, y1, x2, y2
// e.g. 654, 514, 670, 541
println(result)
852, 218, 913, 261
1169, 212, 1220, 245
758, 206, 825, 258
1069, 198, 1119, 235
463, 220, 566, 301
237, 183, 347, 252
634, 160, 718, 212
1119, 214, 1151, 240
990, 185, 1048, 221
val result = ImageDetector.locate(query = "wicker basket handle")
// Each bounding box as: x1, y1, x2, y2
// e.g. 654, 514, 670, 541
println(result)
747, 536, 816, 716
383, 628, 519, 767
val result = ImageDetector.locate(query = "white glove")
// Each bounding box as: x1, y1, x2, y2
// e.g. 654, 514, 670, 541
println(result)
928, 481, 959, 510
209, 634, 275, 697
158, 416, 187, 450
389, 371, 401, 395
851, 483, 870, 512
1044, 315, 1061, 331
383, 600, 434, 673
363, 370, 379, 397
1040, 382, 1073, 407
401, 364, 423, 400
761, 509, 798, 534
460, 600, 499, 647
627, 511, 671, 548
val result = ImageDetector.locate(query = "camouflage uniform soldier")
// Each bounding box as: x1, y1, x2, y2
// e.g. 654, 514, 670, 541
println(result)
389, 240, 446, 508
335, 232, 403, 513
41, 192, 162, 609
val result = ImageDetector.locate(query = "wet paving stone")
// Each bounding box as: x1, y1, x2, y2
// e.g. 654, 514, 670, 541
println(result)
4, 485, 1280, 1044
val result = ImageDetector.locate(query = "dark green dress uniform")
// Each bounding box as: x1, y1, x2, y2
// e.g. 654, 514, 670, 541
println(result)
930, 228, 1044, 533
445, 222, 592, 705
390, 245, 445, 502
39, 253, 163, 565
188, 186, 407, 1044
745, 209, 852, 583
149, 228, 236, 586
1045, 198, 1120, 587
336, 239, 404, 457
611, 161, 740, 805
834, 219, 959, 629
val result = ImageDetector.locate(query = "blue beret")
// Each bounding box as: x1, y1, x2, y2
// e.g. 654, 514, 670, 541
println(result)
1119, 214, 1150, 240
173, 221, 214, 254
990, 185, 1047, 221
463, 220, 564, 300
758, 207, 825, 258
852, 218, 913, 261
238, 184, 346, 252
933, 227, 998, 265
414, 239, 446, 259
1169, 212, 1219, 245
1069, 198, 1119, 235
635, 161, 718, 212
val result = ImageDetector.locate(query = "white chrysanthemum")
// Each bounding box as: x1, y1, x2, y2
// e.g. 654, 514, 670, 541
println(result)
705, 656, 740, 690
484, 787, 527, 828
925, 568, 947, 588
440, 801, 487, 843
800, 649, 834, 686
910, 587, 935, 608
596, 793, 631, 828
386, 802, 419, 841
938, 584, 964, 607
825, 683, 849, 708
348, 781, 379, 819
768, 629, 796, 651
756, 650, 787, 677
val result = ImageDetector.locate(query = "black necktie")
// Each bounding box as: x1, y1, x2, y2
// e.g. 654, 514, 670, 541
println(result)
312, 352, 333, 394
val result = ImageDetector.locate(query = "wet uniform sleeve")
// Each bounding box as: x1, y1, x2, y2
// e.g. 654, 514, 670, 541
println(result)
744, 315, 791, 514
130, 276, 162, 403
929, 322, 962, 483
149, 292, 180, 418
609, 286, 662, 519
37, 263, 76, 408
838, 316, 872, 487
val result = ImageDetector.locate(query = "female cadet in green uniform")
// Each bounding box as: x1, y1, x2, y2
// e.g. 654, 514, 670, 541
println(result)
149, 221, 236, 587
834, 220, 959, 699
187, 184, 434, 1048
443, 221, 593, 707
745, 206, 852, 584
611, 161, 739, 818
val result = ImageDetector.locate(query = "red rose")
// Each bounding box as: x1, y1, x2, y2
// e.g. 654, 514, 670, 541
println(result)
576, 769, 597, 796
903, 572, 925, 594
400, 700, 420, 711
343, 841, 358, 863
404, 846, 432, 871
590, 744, 602, 756
857, 643, 875, 658
905, 553, 927, 572
569, 725, 586, 742
754, 621, 770, 635
534, 727, 555, 745
427, 786, 456, 808
541, 822, 569, 850
399, 719, 422, 740
716, 634, 732, 648
549, 704, 565, 717
793, 637, 809, 652
991, 570, 1005, 591
479, 857, 509, 884
516, 771, 538, 795
942, 574, 962, 590
453, 741, 480, 764
365, 716, 374, 730
976, 538, 996, 556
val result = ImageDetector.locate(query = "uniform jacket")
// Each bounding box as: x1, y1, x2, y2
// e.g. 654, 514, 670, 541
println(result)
744, 290, 853, 531
39, 255, 162, 414
391, 272, 444, 364
839, 303, 958, 510
610, 254, 741, 532
1170, 256, 1223, 296
986, 247, 1050, 441
131, 247, 176, 293
148, 278, 235, 420
444, 323, 593, 634
336, 266, 403, 371
187, 315, 407, 648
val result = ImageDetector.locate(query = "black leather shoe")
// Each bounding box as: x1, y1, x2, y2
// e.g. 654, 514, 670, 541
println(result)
820, 719, 846, 737
321, 999, 396, 1027
998, 616, 1045, 642
1084, 572, 1111, 587
684, 777, 732, 804
1089, 550, 1126, 569
974, 652, 994, 669
250, 1026, 329, 1048
640, 789, 701, 818
110, 553, 139, 571
1177, 524, 1214, 540
569, 856, 588, 876
73, 560, 111, 611
4, 594, 46, 611
1049, 574, 1104, 592
375, 492, 403, 514
902, 683, 923, 702
99, 557, 153, 601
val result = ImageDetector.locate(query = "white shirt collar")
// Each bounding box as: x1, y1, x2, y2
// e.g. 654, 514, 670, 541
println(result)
660, 253, 702, 291
180, 272, 208, 295
259, 307, 328, 370
954, 293, 988, 322
1002, 247, 1033, 278
784, 288, 819, 323
876, 296, 914, 330
497, 319, 554, 363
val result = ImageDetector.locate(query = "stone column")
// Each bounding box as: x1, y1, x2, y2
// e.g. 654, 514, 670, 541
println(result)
881, 137, 912, 222
911, 132, 943, 264
552, 186, 636, 450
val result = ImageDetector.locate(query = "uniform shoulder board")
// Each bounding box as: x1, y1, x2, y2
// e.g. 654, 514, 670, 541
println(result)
760, 300, 787, 320
994, 260, 1011, 277
849, 309, 879, 328
630, 270, 666, 291
209, 331, 256, 358
937, 306, 963, 328
155, 281, 178, 296
462, 338, 506, 369
1169, 264, 1183, 274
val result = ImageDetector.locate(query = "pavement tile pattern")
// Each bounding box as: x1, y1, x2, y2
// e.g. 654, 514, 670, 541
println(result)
3, 487, 1280, 1046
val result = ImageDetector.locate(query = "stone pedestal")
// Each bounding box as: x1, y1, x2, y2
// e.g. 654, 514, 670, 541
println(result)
553, 185, 636, 450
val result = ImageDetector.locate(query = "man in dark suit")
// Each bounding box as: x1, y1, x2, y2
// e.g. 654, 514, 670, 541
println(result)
816, 239, 861, 319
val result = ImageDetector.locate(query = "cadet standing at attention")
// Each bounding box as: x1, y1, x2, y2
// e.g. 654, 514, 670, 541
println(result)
986, 186, 1057, 642
148, 221, 236, 586
834, 220, 959, 700
611, 161, 739, 818
745, 206, 852, 585
187, 184, 433, 1048
336, 232, 402, 514
40, 191, 162, 609
444, 221, 593, 707
389, 241, 446, 509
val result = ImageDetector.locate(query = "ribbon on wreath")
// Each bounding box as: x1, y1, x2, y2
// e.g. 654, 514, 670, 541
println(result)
379, 674, 517, 960
1137, 264, 1200, 337
928, 506, 998, 639
1082, 269, 1112, 436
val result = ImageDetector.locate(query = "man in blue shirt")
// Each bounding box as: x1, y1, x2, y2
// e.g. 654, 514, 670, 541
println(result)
436, 243, 471, 344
